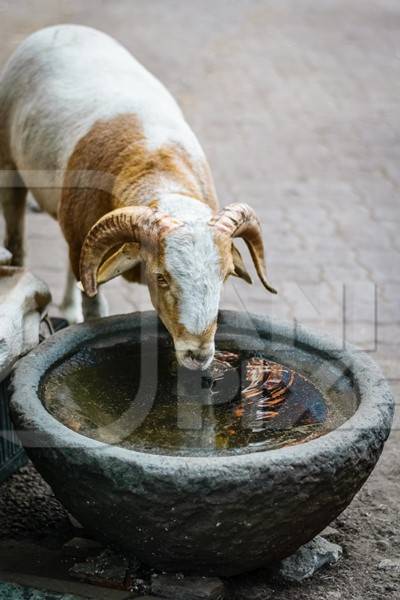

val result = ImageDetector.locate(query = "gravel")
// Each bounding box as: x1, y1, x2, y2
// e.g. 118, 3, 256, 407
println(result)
0, 462, 72, 544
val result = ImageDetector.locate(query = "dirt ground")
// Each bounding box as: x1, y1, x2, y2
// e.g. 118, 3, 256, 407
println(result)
0, 1, 399, 599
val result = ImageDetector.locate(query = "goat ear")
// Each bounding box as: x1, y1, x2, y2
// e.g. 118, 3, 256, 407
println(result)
97, 242, 141, 285
231, 243, 252, 284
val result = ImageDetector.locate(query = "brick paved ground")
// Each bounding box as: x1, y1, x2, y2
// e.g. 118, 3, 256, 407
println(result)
0, 1, 399, 598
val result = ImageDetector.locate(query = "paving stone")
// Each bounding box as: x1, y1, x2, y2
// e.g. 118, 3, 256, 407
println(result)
69, 549, 129, 590
151, 573, 225, 600
277, 536, 343, 583
62, 537, 104, 560
0, 573, 131, 600
378, 559, 400, 572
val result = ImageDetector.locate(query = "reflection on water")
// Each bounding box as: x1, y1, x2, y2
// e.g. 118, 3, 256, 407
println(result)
42, 342, 354, 456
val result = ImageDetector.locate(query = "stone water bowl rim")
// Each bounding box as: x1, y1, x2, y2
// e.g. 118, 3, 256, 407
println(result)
10, 310, 393, 475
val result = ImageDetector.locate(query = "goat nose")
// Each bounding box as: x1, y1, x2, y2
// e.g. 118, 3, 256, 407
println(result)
180, 350, 214, 371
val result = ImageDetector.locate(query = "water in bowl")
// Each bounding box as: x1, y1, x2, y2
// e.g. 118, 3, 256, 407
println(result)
42, 340, 355, 456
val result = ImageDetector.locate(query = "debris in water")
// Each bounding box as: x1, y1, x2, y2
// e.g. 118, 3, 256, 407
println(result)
43, 342, 354, 455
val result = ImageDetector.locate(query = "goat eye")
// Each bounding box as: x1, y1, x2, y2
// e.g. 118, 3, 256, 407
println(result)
157, 274, 169, 288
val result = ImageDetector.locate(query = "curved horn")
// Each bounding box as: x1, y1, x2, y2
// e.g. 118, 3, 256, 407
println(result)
80, 206, 182, 297
210, 203, 277, 294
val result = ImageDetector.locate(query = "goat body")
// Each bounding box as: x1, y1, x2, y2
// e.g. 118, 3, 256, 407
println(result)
0, 25, 275, 369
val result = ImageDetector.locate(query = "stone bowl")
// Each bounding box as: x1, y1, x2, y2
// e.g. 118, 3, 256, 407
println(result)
9, 311, 394, 576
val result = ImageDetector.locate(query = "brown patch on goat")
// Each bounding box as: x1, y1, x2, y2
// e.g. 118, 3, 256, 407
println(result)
59, 113, 218, 279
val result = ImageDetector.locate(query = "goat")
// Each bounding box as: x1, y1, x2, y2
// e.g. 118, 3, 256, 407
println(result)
0, 25, 276, 370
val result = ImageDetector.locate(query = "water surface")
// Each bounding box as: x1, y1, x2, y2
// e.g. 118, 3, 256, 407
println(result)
42, 341, 356, 456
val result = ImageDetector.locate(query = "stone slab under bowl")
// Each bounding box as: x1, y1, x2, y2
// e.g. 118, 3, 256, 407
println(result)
9, 311, 394, 576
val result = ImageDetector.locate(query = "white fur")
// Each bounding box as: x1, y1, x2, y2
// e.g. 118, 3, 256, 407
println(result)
0, 25, 205, 213
158, 195, 222, 335
59, 264, 83, 323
